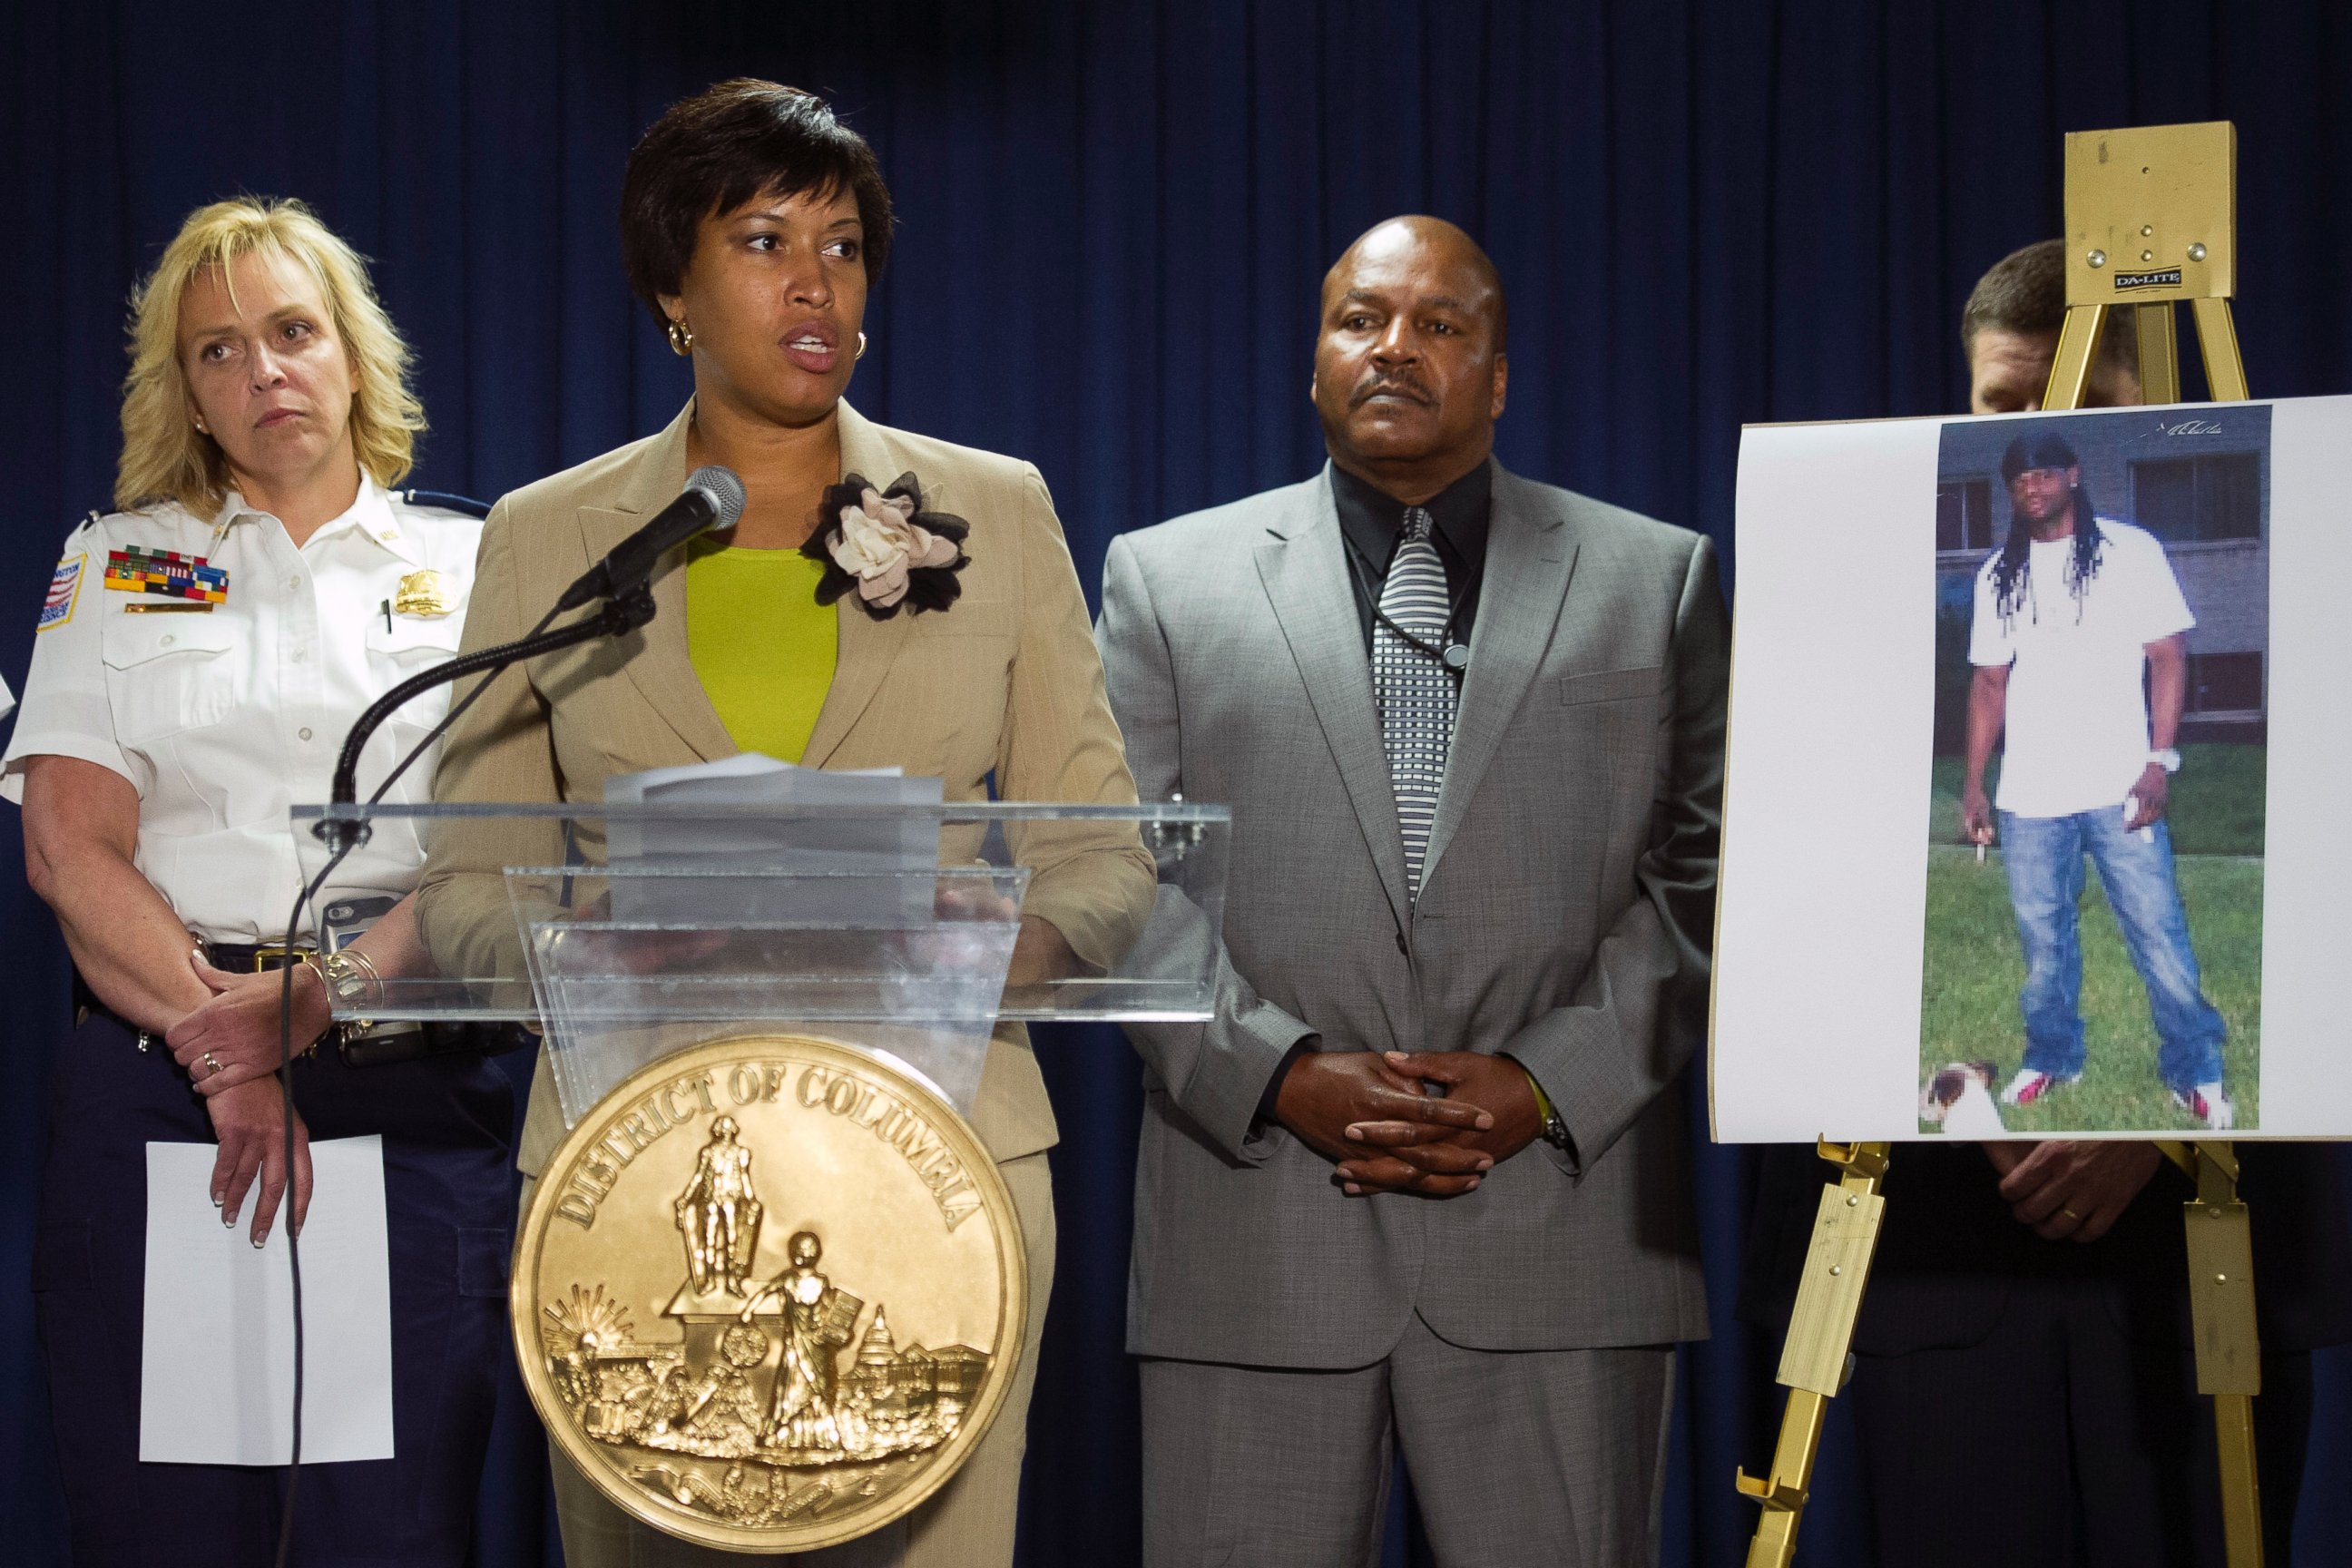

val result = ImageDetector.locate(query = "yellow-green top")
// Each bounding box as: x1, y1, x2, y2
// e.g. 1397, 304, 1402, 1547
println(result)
683, 538, 838, 764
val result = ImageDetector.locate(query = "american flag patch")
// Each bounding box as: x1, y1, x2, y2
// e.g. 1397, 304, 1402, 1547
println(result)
37, 554, 83, 631
103, 545, 229, 603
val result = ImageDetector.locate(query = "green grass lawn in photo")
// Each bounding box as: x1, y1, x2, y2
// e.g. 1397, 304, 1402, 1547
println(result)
1926, 745, 2266, 858
1919, 743, 2264, 1133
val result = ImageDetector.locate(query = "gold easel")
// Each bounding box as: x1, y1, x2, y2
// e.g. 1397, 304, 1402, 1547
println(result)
1734, 1138, 1889, 1566
1737, 121, 2268, 1568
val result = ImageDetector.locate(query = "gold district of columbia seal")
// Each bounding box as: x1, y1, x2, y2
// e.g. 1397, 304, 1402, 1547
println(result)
513, 1034, 1025, 1553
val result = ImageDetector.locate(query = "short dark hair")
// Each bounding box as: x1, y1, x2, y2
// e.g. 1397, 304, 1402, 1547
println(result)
619, 79, 894, 329
1961, 239, 2135, 373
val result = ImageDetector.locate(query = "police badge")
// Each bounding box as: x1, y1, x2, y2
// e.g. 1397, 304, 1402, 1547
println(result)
393, 569, 456, 617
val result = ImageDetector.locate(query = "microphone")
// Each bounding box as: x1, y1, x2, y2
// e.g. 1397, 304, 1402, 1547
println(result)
554, 464, 747, 611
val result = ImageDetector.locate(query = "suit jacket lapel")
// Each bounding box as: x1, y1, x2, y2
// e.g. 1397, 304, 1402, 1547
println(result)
1256, 471, 1411, 925
577, 402, 736, 762
800, 401, 917, 768
1421, 466, 1578, 883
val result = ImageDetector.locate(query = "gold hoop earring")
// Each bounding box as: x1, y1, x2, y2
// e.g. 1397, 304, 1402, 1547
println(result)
666, 319, 694, 357
855, 331, 867, 361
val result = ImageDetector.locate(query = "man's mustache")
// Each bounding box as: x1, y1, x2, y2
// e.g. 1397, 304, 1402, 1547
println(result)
1350, 372, 1435, 408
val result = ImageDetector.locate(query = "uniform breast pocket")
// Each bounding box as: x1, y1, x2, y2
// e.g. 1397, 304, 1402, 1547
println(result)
366, 612, 466, 724
101, 617, 240, 744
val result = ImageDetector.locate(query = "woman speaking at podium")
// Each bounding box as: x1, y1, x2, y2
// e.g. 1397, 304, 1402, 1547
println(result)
418, 80, 1153, 1566
4, 199, 513, 1564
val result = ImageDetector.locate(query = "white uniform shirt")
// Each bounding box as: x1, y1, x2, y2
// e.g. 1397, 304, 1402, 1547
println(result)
2, 477, 483, 942
1969, 518, 2194, 819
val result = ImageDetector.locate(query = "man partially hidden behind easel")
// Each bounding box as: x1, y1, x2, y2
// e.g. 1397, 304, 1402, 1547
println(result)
1740, 240, 2352, 1568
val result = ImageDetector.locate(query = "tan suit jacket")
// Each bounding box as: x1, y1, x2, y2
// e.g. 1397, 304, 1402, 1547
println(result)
416, 400, 1153, 1176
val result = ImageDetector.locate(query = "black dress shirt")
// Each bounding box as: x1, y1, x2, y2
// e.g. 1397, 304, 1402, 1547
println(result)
1329, 459, 1494, 652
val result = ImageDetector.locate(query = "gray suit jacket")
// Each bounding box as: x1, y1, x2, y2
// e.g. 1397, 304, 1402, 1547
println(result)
1097, 461, 1725, 1367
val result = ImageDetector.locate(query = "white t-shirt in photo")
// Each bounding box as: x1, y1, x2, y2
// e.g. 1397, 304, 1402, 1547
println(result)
1969, 518, 2194, 819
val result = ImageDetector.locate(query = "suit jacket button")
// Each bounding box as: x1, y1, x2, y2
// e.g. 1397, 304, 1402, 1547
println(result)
1395, 930, 1408, 954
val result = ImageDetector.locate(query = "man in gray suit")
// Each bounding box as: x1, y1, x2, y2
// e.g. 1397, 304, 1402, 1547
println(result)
1095, 216, 1728, 1567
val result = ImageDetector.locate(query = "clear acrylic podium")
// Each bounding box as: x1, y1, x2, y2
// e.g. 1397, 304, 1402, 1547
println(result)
290, 799, 1230, 1123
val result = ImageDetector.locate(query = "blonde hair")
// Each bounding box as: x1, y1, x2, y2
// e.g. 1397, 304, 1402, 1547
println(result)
115, 197, 426, 515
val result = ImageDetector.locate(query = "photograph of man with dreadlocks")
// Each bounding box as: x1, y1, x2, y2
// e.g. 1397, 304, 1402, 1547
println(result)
1926, 406, 2272, 1134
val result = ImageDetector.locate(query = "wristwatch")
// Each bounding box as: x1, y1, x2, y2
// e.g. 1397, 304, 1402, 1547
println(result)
1515, 1060, 1573, 1153
2149, 748, 2182, 773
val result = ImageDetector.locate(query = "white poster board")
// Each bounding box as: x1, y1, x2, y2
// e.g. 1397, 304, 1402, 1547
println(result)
1711, 396, 2352, 1142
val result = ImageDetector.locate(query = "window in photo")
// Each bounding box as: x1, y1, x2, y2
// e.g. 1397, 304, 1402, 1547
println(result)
2188, 650, 2264, 716
1936, 475, 1995, 553
2131, 452, 2261, 543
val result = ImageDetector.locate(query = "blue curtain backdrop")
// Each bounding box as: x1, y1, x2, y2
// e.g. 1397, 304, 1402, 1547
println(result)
4, 3, 2349, 1563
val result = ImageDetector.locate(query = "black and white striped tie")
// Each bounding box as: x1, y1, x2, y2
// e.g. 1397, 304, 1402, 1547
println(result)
1371, 507, 1457, 901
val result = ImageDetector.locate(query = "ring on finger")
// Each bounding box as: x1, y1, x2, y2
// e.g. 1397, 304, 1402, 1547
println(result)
2059, 1205, 2082, 1221
201, 1052, 225, 1078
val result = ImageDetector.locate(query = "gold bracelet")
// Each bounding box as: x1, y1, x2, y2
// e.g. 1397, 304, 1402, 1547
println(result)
318, 948, 386, 1012
289, 951, 332, 1055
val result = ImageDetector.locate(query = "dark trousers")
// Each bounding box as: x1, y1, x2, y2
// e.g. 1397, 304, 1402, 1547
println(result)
32, 1006, 514, 1568
1847, 1274, 2312, 1568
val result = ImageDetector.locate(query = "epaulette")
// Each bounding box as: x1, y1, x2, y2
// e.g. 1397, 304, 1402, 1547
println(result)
397, 488, 493, 520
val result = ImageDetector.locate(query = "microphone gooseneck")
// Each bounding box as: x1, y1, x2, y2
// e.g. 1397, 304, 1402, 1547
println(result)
318, 587, 658, 846
318, 467, 740, 848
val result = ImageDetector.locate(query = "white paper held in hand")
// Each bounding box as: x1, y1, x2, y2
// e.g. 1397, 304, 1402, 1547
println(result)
138, 1136, 395, 1465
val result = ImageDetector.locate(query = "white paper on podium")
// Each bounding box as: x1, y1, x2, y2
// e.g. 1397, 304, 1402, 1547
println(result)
603, 754, 946, 925
139, 1136, 394, 1465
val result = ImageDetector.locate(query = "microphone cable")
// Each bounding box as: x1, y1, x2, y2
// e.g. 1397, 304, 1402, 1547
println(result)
270, 601, 564, 1565
268, 839, 355, 1568
279, 469, 737, 1555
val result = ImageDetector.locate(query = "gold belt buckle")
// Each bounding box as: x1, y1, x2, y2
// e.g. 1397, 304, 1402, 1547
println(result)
204, 941, 332, 1058
235, 941, 313, 974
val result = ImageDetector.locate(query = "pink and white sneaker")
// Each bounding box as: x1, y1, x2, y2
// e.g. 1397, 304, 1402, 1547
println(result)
2172, 1083, 2236, 1131
2001, 1068, 2078, 1107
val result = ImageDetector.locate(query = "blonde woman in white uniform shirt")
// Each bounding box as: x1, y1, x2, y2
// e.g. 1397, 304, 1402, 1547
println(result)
5, 198, 513, 1567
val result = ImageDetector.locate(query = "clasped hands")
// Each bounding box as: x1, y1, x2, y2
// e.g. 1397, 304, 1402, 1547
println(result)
1275, 1050, 1544, 1197
166, 952, 334, 1095
1984, 1139, 2163, 1242
164, 952, 327, 1245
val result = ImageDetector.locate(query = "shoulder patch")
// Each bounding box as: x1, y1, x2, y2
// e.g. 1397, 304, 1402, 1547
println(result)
38, 553, 85, 632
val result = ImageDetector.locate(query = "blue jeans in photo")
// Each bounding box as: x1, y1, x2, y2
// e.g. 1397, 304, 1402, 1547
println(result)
1998, 808, 2228, 1091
